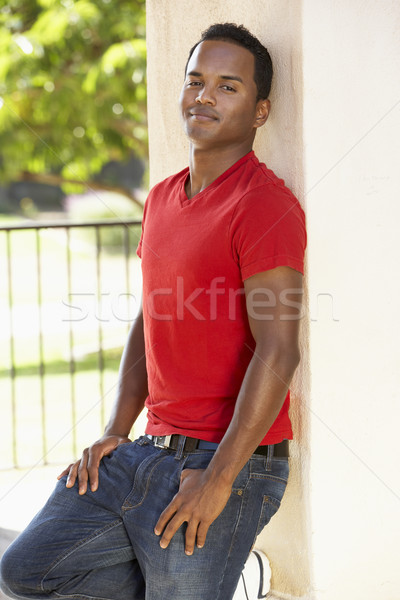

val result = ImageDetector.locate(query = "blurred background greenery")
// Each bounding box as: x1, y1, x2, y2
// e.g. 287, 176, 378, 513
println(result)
0, 0, 147, 214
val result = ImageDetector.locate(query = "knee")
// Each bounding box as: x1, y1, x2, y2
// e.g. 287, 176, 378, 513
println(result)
1, 542, 23, 598
0, 539, 37, 598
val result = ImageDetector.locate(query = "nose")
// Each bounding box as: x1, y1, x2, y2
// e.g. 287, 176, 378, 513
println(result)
195, 85, 216, 106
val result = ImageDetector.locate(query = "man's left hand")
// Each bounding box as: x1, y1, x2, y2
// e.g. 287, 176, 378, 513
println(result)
154, 468, 232, 555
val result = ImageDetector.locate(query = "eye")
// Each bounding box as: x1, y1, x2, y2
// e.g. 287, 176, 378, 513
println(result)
187, 81, 202, 87
221, 85, 236, 92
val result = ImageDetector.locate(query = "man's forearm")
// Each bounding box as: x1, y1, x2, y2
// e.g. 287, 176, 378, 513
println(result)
105, 307, 149, 437
205, 345, 299, 487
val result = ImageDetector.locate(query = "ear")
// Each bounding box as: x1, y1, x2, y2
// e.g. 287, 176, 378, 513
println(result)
254, 99, 270, 129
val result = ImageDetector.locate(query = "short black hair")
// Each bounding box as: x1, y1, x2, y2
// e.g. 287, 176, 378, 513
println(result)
185, 23, 273, 101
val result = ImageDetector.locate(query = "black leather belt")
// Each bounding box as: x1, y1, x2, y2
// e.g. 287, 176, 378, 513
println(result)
146, 434, 289, 458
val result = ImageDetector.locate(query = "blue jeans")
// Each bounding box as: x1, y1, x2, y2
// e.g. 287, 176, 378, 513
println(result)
0, 436, 289, 600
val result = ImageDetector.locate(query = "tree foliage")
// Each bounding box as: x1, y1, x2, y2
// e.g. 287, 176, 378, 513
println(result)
0, 0, 147, 201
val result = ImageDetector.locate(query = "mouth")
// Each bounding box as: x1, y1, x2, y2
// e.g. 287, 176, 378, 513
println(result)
188, 108, 218, 121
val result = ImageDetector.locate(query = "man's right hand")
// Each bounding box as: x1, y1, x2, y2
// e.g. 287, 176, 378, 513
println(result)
57, 434, 131, 495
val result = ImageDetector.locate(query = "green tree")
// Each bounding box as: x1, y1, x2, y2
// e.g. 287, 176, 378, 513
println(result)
0, 0, 147, 207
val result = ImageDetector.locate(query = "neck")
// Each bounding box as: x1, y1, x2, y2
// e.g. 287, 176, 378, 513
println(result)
185, 142, 253, 199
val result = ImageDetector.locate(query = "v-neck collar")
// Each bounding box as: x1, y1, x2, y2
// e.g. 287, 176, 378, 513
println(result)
179, 151, 255, 208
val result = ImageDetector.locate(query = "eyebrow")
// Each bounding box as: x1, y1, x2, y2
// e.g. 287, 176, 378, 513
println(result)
187, 70, 243, 83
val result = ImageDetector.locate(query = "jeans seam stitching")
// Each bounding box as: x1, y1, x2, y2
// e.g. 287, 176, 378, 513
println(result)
40, 519, 124, 591
53, 593, 116, 600
250, 474, 288, 484
215, 481, 250, 599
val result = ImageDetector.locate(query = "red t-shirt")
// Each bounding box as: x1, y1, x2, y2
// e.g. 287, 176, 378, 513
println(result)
137, 151, 306, 444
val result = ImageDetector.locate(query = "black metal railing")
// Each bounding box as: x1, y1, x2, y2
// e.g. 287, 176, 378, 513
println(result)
0, 218, 142, 470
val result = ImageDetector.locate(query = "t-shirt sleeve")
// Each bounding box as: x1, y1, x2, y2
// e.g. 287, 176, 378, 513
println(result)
230, 184, 307, 280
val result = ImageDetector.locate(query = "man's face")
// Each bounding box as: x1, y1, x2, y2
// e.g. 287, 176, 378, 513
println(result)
179, 40, 265, 150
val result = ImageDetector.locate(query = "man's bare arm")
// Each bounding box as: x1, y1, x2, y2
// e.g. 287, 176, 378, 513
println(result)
155, 266, 303, 555
58, 305, 148, 494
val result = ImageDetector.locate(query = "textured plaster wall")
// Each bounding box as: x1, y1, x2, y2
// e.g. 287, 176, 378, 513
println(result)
146, 2, 310, 597
303, 1, 400, 598
146, 1, 400, 598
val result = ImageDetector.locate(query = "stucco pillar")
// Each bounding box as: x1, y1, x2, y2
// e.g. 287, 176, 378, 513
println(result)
303, 1, 400, 599
146, 2, 310, 597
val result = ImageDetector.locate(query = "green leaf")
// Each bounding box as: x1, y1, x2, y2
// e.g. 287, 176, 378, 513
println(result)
101, 42, 130, 71
29, 8, 70, 46
82, 64, 100, 94
73, 0, 101, 21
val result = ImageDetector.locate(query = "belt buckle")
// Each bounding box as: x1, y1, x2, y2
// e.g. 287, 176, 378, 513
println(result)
154, 435, 172, 450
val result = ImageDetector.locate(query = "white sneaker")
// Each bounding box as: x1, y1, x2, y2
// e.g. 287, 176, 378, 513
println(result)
232, 549, 271, 599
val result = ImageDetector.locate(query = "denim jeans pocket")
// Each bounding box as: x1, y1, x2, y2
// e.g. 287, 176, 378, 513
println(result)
254, 494, 282, 538
249, 457, 289, 542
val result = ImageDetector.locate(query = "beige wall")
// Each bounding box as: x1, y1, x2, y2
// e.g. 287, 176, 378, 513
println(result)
146, 1, 400, 598
303, 1, 400, 599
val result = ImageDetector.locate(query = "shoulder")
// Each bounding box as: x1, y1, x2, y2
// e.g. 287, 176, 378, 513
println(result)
232, 157, 305, 229
141, 167, 188, 221
229, 157, 307, 277
147, 167, 189, 200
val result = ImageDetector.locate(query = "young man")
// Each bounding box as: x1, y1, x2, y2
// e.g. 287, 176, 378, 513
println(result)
1, 23, 306, 600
